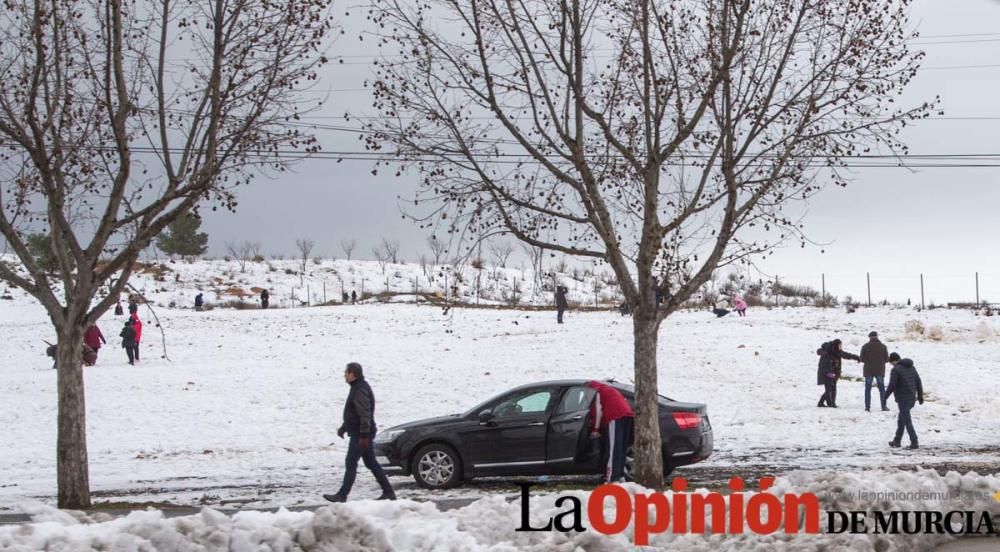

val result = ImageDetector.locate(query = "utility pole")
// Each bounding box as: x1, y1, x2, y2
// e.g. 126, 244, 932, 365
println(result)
821, 273, 826, 307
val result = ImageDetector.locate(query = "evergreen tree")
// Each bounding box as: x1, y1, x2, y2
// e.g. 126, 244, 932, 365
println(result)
155, 212, 209, 259
26, 233, 73, 274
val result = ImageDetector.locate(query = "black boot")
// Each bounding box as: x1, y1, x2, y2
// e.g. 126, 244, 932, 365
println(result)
376, 492, 397, 501
817, 397, 827, 408
906, 441, 919, 450
323, 493, 347, 503
888, 439, 901, 448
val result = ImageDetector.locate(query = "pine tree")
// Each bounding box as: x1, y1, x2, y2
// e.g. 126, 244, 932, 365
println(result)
155, 212, 209, 259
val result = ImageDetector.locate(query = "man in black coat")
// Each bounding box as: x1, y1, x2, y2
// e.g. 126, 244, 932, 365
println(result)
860, 331, 890, 412
324, 362, 396, 502
555, 285, 568, 323
885, 352, 924, 449
120, 319, 137, 366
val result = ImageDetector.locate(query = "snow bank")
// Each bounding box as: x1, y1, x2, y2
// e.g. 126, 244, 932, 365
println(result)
2, 470, 998, 551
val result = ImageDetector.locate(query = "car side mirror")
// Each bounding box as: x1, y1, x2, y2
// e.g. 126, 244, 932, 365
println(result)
478, 409, 495, 425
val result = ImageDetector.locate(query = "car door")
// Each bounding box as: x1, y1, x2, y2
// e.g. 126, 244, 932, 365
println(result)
546, 385, 597, 473
461, 387, 557, 474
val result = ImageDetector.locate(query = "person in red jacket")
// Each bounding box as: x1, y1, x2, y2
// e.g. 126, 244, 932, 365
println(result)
587, 380, 635, 483
129, 313, 143, 362
83, 324, 106, 356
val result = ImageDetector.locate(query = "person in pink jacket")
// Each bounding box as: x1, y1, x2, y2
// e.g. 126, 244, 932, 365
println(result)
733, 294, 748, 317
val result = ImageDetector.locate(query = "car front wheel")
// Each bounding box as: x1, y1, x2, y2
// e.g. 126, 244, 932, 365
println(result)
412, 444, 462, 489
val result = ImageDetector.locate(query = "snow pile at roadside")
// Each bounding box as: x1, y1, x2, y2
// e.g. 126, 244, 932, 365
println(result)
3, 469, 998, 551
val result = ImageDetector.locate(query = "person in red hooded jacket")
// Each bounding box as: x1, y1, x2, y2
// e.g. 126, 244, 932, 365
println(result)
129, 313, 143, 362
587, 380, 635, 483
83, 324, 106, 355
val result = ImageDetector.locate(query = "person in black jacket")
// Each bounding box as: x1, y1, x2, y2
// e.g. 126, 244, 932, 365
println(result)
260, 289, 270, 309
120, 319, 137, 366
324, 362, 396, 502
816, 339, 860, 408
885, 352, 924, 449
555, 285, 568, 323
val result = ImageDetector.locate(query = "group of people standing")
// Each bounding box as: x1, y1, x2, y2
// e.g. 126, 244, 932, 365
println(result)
816, 331, 925, 449
117, 299, 143, 365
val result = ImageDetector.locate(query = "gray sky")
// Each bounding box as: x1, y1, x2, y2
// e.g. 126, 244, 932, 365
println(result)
199, 0, 1000, 305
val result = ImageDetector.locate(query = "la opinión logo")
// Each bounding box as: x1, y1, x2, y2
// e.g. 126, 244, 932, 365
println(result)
516, 477, 998, 545
517, 476, 819, 545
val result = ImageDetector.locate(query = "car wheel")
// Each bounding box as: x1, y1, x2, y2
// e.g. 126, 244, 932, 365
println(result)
623, 445, 636, 482
623, 446, 674, 482
412, 444, 462, 489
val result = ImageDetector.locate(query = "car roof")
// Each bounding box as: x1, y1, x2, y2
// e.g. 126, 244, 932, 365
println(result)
504, 379, 627, 391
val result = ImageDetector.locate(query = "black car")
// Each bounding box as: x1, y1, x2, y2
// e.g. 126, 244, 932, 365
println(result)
373, 379, 713, 489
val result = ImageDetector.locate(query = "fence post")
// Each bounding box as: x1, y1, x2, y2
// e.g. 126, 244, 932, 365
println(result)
976, 272, 980, 308
323, 281, 326, 303
307, 286, 311, 306
821, 273, 826, 307
920, 274, 925, 309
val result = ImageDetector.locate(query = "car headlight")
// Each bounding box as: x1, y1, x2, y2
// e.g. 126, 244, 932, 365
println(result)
374, 429, 405, 444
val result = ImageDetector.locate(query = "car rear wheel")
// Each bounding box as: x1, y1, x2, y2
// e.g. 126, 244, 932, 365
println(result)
623, 446, 675, 482
412, 444, 462, 489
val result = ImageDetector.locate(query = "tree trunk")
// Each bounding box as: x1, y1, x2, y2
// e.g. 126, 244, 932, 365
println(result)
55, 326, 91, 508
631, 307, 665, 490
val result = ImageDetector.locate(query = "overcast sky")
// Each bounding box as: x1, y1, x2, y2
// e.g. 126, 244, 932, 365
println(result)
198, 0, 1000, 305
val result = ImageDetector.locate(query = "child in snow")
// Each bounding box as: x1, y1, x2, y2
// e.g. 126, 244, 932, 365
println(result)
733, 294, 748, 317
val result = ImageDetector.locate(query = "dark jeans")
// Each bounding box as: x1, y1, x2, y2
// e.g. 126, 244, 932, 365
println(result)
557, 308, 565, 323
894, 400, 918, 443
133, 342, 140, 361
865, 376, 886, 410
337, 435, 394, 497
819, 380, 837, 406
603, 417, 634, 483
124, 344, 135, 365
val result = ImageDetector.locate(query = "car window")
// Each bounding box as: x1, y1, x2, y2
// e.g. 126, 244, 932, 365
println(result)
493, 390, 554, 418
556, 386, 596, 414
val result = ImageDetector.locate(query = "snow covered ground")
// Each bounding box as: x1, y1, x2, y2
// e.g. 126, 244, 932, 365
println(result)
2, 274, 999, 509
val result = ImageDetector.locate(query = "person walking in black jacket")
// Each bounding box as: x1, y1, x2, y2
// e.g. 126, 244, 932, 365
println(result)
324, 362, 396, 502
885, 353, 924, 449
119, 319, 137, 365
555, 285, 568, 324
816, 339, 860, 408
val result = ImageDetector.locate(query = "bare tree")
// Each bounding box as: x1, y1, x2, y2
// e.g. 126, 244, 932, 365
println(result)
225, 241, 260, 274
340, 238, 357, 261
380, 237, 401, 264
295, 238, 316, 274
426, 235, 448, 266
0, 0, 333, 507
367, 0, 930, 487
521, 243, 545, 288
488, 239, 515, 269
371, 244, 390, 273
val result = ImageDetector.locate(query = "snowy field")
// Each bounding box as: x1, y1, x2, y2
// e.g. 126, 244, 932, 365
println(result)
2, 285, 999, 509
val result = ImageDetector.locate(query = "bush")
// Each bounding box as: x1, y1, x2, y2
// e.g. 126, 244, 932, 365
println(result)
926, 325, 944, 341
904, 320, 925, 335
253, 254, 266, 262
